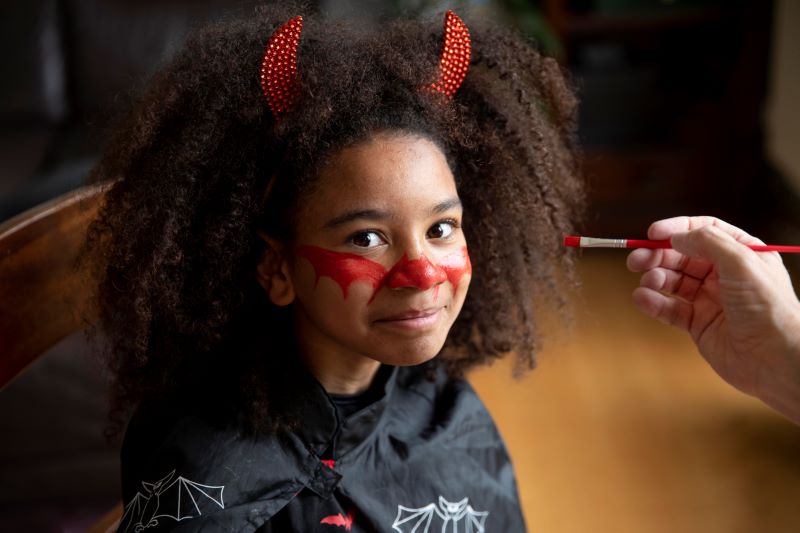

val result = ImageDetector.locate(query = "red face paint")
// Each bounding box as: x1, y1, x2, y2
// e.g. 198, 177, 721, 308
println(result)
295, 244, 471, 303
438, 246, 472, 289
385, 255, 447, 290
295, 245, 385, 299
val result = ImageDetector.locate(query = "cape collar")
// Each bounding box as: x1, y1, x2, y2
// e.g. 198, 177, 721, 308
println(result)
294, 361, 399, 458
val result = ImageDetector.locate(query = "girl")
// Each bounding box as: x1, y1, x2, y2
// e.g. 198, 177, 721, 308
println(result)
82, 3, 583, 531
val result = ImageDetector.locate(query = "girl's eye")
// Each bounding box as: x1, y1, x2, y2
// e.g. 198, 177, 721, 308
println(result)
427, 221, 455, 240
350, 231, 385, 248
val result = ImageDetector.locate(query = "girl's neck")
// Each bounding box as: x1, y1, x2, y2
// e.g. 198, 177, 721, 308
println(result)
301, 348, 382, 395
293, 311, 381, 395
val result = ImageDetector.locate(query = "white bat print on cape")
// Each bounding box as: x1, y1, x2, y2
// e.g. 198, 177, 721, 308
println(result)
118, 469, 225, 532
392, 496, 489, 533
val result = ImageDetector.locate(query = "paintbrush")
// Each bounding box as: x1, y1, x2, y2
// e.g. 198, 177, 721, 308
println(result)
563, 236, 800, 254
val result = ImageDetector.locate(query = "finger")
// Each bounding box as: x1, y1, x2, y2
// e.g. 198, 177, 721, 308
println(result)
640, 268, 703, 302
627, 248, 660, 272
632, 287, 692, 331
670, 224, 762, 280
627, 246, 714, 280
652, 216, 786, 273
627, 247, 698, 273
646, 216, 696, 240
647, 216, 764, 246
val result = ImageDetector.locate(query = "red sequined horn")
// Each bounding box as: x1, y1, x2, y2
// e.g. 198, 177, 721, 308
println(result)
429, 11, 471, 98
260, 16, 303, 118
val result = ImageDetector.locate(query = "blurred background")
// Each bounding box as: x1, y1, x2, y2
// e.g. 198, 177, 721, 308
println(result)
1, 0, 798, 531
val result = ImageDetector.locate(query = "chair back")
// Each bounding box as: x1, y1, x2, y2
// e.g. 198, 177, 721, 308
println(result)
0, 183, 108, 389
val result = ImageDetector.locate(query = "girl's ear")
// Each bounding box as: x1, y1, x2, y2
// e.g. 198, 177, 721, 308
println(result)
255, 230, 296, 307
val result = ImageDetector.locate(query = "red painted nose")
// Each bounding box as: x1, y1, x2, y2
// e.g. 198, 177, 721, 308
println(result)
385, 255, 447, 290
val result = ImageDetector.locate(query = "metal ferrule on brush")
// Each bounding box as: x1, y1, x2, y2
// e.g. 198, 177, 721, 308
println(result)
579, 237, 627, 248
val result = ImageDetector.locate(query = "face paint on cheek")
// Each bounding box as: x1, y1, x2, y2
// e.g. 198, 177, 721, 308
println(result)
294, 245, 471, 304
438, 246, 472, 290
295, 245, 387, 299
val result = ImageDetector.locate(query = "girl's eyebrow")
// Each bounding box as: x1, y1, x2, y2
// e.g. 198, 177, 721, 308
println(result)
322, 197, 462, 230
323, 209, 388, 230
432, 197, 462, 214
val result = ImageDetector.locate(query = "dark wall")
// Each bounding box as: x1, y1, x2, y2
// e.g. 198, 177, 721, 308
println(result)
0, 0, 270, 221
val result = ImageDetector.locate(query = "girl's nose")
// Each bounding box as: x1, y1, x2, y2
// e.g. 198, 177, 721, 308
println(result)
385, 254, 447, 290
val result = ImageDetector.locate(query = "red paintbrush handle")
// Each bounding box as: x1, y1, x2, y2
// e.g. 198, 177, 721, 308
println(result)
563, 236, 800, 253
747, 245, 800, 253
625, 239, 671, 249
626, 239, 800, 253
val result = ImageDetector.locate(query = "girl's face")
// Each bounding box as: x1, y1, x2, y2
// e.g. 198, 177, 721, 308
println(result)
285, 132, 471, 369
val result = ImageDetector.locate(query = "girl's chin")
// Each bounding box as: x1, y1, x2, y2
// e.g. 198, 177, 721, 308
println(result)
366, 340, 445, 367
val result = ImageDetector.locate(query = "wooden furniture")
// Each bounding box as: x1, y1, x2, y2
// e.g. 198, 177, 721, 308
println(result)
0, 182, 123, 531
0, 183, 108, 388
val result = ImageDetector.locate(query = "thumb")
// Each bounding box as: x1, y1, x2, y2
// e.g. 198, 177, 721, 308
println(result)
670, 225, 754, 279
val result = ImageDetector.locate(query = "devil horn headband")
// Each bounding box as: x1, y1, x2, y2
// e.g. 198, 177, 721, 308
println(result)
259, 15, 303, 118
428, 11, 472, 98
259, 11, 471, 119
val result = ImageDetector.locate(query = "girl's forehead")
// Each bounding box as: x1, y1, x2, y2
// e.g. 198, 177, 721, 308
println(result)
295, 133, 460, 229
313, 133, 457, 204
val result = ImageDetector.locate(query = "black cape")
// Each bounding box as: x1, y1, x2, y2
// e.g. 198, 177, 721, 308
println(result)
117, 361, 527, 532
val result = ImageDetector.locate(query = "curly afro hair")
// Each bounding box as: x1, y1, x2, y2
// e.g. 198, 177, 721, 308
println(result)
80, 3, 584, 439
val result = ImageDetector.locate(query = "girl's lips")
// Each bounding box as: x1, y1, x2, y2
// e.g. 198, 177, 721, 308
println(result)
375, 307, 443, 330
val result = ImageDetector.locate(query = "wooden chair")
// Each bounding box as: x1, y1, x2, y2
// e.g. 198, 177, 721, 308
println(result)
0, 182, 123, 532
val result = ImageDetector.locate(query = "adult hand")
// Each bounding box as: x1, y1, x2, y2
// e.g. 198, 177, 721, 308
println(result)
627, 216, 800, 425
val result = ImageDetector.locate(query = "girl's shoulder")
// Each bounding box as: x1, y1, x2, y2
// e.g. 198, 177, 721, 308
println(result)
391, 361, 499, 439
118, 387, 301, 532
